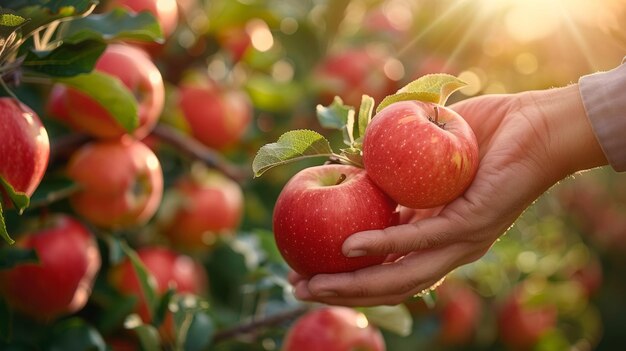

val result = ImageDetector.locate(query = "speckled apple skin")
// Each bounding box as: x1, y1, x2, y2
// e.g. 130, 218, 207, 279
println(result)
273, 164, 398, 277
363, 100, 478, 209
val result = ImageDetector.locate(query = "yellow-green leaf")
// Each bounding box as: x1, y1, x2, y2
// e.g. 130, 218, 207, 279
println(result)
376, 73, 466, 113
359, 305, 413, 337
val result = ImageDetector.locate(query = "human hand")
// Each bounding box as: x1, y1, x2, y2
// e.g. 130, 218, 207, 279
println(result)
289, 84, 607, 306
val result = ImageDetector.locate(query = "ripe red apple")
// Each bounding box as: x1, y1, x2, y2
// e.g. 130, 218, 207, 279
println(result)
59, 44, 164, 139
314, 47, 398, 108
363, 100, 479, 209
66, 137, 163, 229
216, 26, 252, 62
108, 246, 207, 323
160, 168, 244, 251
177, 79, 252, 150
0, 215, 101, 321
0, 98, 49, 204
497, 287, 558, 350
437, 282, 482, 345
107, 0, 178, 38
273, 164, 398, 277
282, 307, 386, 351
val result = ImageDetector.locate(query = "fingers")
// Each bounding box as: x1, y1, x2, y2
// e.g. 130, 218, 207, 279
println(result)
342, 215, 458, 257
295, 245, 470, 303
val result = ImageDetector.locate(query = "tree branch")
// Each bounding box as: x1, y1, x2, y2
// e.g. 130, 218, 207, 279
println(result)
212, 305, 310, 344
150, 124, 250, 184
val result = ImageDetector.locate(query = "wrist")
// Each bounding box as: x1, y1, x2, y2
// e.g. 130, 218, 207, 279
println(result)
524, 84, 608, 177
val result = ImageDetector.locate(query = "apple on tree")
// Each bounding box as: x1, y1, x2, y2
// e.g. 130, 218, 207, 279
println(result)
282, 307, 386, 351
159, 165, 244, 252
437, 281, 482, 346
177, 76, 253, 150
49, 43, 164, 139
0, 215, 101, 322
0, 97, 49, 206
66, 137, 163, 229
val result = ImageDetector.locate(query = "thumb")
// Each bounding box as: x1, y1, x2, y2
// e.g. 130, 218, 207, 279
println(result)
342, 216, 456, 257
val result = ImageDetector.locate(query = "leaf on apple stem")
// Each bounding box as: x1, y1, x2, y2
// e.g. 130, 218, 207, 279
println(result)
62, 8, 164, 44
119, 240, 159, 322
316, 96, 353, 130
0, 203, 12, 245
0, 175, 30, 244
57, 71, 139, 133
376, 73, 467, 113
339, 148, 363, 168
358, 305, 413, 337
23, 39, 106, 77
357, 95, 374, 140
252, 129, 334, 178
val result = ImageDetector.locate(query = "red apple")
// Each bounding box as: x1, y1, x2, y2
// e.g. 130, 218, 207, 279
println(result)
0, 98, 49, 204
0, 215, 101, 321
437, 282, 482, 345
273, 164, 398, 277
59, 44, 164, 139
315, 47, 398, 108
216, 26, 252, 62
177, 80, 252, 150
497, 287, 558, 350
66, 137, 163, 229
363, 100, 479, 209
107, 0, 178, 38
108, 246, 207, 324
282, 307, 386, 351
160, 168, 244, 251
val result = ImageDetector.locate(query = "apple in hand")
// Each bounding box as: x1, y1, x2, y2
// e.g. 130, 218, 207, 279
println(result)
55, 44, 164, 139
66, 137, 163, 229
363, 100, 478, 209
282, 307, 385, 351
160, 167, 244, 251
177, 79, 252, 150
108, 246, 207, 339
497, 287, 557, 350
273, 164, 398, 277
0, 215, 101, 321
0, 98, 49, 204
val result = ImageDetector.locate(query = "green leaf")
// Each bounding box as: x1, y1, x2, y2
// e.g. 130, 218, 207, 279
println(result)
252, 130, 333, 178
0, 202, 12, 245
170, 295, 213, 351
128, 322, 161, 351
23, 39, 106, 77
357, 95, 374, 139
5, 0, 98, 38
0, 11, 27, 27
376, 73, 466, 113
119, 240, 158, 322
0, 247, 38, 269
359, 305, 413, 337
0, 176, 30, 217
57, 71, 138, 133
46, 318, 107, 351
62, 8, 163, 44
339, 148, 363, 168
316, 96, 353, 130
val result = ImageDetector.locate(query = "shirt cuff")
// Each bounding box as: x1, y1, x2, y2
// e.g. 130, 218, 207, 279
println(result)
578, 60, 626, 172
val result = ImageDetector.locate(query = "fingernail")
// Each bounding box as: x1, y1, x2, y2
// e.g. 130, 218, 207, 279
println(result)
346, 249, 367, 257
315, 290, 338, 297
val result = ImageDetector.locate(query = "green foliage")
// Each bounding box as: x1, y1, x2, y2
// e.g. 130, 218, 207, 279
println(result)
23, 39, 106, 76
376, 74, 467, 112
360, 305, 413, 337
62, 8, 163, 43
45, 318, 107, 351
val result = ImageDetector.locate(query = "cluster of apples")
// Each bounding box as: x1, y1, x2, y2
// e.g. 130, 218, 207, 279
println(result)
0, 0, 249, 337
266, 74, 479, 278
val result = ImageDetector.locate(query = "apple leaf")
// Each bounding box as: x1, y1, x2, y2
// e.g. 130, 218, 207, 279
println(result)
129, 322, 161, 351
170, 295, 213, 351
57, 71, 139, 133
119, 240, 159, 322
376, 73, 466, 113
339, 148, 363, 168
252, 129, 334, 178
22, 39, 106, 77
359, 304, 413, 337
316, 96, 353, 130
62, 8, 163, 44
4, 0, 98, 38
46, 317, 107, 351
357, 94, 374, 139
0, 246, 38, 269
0, 203, 12, 245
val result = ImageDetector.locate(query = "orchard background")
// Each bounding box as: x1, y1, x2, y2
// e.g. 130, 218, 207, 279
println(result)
1, 0, 626, 350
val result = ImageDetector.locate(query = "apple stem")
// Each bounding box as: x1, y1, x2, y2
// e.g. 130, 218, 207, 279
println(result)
335, 173, 347, 185
433, 106, 439, 124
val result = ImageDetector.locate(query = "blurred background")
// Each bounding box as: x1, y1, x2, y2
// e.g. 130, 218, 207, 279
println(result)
3, 0, 626, 350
